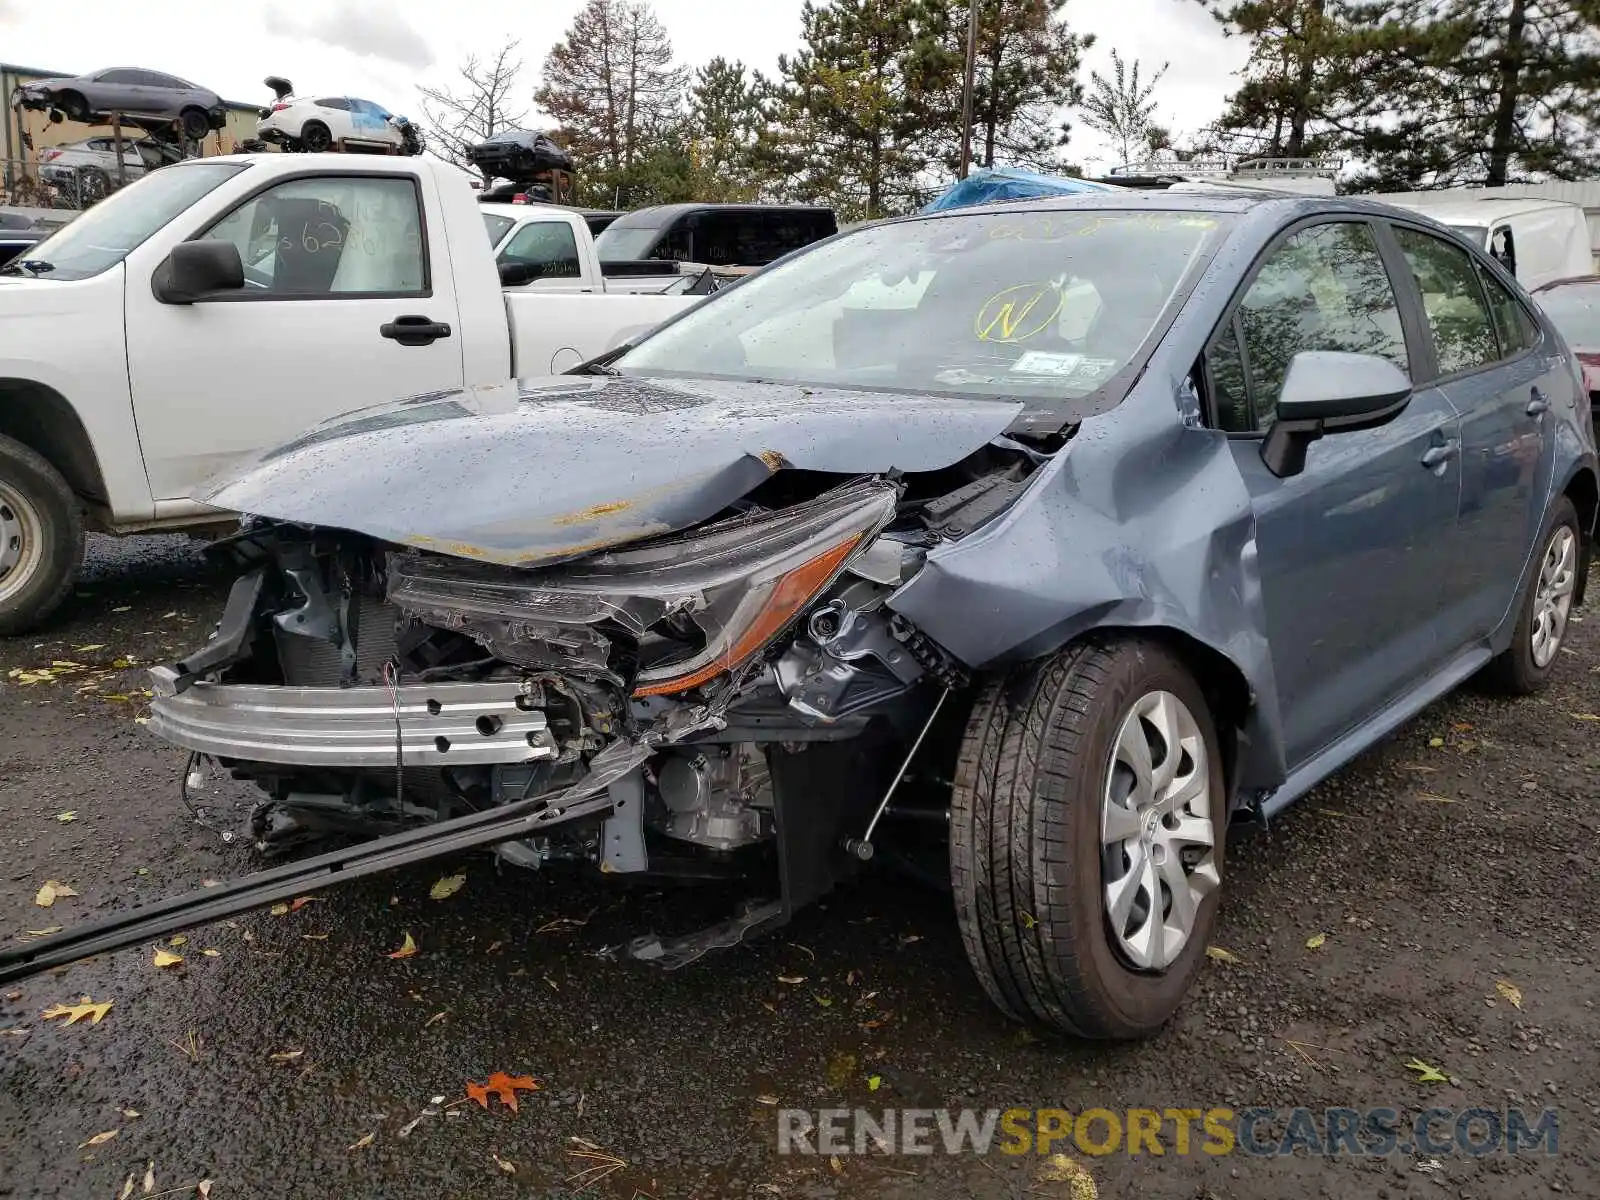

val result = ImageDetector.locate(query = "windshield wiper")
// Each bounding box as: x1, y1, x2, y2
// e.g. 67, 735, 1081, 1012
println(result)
1, 259, 54, 276
570, 343, 630, 376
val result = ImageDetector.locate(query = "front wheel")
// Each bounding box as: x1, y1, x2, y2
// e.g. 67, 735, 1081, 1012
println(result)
300, 121, 332, 153
950, 638, 1226, 1038
0, 434, 84, 636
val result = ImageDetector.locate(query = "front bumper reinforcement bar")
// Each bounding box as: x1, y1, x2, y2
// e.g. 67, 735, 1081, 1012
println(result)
0, 742, 643, 987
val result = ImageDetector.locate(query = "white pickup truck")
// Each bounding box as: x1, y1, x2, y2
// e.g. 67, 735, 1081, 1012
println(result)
0, 153, 699, 633
479, 202, 701, 295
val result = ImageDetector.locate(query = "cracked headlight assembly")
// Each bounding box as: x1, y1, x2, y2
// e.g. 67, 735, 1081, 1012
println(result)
388, 479, 900, 696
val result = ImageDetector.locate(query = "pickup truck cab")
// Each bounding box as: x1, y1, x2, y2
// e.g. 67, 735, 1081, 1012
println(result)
479, 201, 694, 295
1383, 196, 1594, 291
0, 154, 697, 633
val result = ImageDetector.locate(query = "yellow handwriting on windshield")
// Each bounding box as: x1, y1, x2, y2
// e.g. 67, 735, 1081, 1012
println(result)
975, 283, 1064, 344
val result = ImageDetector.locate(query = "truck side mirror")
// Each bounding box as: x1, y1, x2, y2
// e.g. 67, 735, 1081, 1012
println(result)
152, 241, 245, 304
498, 260, 544, 287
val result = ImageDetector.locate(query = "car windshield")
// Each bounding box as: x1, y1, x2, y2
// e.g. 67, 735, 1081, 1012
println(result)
616, 208, 1231, 414
0, 162, 245, 280
1537, 280, 1600, 348
1447, 224, 1489, 249
594, 216, 668, 260
482, 212, 515, 246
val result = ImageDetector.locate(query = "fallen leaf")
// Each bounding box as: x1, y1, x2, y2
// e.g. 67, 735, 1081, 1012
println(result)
348, 1132, 376, 1151
56, 811, 77, 823
1037, 1153, 1098, 1197
1205, 946, 1243, 964
288, 896, 316, 912
78, 1129, 119, 1148
1405, 1058, 1449, 1084
34, 880, 77, 907
1569, 712, 1600, 721
814, 994, 834, 1007
1427, 736, 1445, 747
1019, 911, 1037, 930
424, 1010, 449, 1028
1305, 932, 1328, 951
466, 1072, 540, 1113
867, 1075, 882, 1092
122, 1109, 140, 1119
268, 903, 289, 917
302, 933, 329, 941
198, 1182, 213, 1198
120, 1173, 135, 1200
269, 1049, 304, 1062
42, 997, 113, 1025
75, 644, 106, 652
143, 1160, 155, 1193
1414, 792, 1458, 804
23, 926, 63, 937
152, 949, 184, 969
201, 949, 221, 958
777, 974, 806, 985
112, 606, 132, 612
169, 935, 188, 947
755, 1094, 780, 1105
387, 932, 418, 960
1495, 979, 1523, 1010
430, 874, 466, 901
492, 1153, 516, 1174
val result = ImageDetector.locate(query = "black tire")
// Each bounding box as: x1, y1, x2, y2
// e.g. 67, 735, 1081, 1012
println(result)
1483, 495, 1581, 695
80, 168, 111, 203
180, 108, 209, 140
300, 121, 332, 153
950, 637, 1227, 1038
0, 433, 84, 636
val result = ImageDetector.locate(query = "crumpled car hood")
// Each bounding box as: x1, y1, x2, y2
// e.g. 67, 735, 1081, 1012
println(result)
198, 375, 1022, 566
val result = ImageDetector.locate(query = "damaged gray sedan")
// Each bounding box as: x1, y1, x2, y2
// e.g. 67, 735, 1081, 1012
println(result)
91, 194, 1599, 1036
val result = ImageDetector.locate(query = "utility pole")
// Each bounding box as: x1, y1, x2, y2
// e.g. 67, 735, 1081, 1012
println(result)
957, 0, 979, 178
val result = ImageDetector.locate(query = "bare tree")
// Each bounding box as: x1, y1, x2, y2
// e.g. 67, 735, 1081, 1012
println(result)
535, 0, 689, 187
1078, 49, 1168, 167
418, 40, 530, 183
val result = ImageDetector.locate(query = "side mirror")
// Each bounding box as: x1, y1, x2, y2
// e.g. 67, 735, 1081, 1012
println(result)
1261, 350, 1413, 478
152, 240, 244, 304
498, 260, 544, 287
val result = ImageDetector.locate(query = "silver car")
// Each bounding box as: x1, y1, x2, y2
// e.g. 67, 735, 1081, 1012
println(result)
38, 136, 184, 198
13, 68, 225, 139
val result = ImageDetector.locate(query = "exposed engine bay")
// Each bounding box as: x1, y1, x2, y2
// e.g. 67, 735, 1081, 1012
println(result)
147, 439, 1055, 954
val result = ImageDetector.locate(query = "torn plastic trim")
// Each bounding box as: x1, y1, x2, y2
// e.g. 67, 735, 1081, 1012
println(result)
146, 675, 558, 767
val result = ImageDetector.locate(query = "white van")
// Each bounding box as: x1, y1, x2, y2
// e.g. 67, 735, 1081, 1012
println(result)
1379, 196, 1593, 291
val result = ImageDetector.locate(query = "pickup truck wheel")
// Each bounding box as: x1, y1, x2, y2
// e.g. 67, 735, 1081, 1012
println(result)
0, 435, 83, 636
1483, 495, 1580, 695
950, 638, 1225, 1038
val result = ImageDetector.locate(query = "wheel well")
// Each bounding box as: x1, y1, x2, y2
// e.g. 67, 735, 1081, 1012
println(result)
1092, 625, 1254, 803
0, 380, 107, 505
1564, 468, 1597, 606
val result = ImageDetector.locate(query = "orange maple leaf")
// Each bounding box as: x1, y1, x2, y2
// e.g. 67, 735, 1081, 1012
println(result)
466, 1072, 540, 1113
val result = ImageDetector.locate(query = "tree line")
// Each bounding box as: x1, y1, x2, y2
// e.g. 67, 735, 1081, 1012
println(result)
419, 0, 1600, 219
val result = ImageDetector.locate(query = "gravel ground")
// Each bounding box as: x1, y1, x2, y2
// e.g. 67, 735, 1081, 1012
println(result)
1, 534, 1595, 1199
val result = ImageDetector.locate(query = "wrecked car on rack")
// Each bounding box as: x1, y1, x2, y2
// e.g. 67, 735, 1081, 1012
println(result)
6, 193, 1593, 1039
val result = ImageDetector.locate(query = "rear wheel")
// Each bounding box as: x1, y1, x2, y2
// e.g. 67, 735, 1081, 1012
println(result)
0, 434, 83, 636
1484, 496, 1580, 695
58, 91, 88, 121
300, 121, 332, 152
180, 108, 209, 140
950, 638, 1226, 1038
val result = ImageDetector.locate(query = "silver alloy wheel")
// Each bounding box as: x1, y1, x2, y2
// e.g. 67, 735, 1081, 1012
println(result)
1101, 690, 1220, 971
0, 478, 45, 607
1531, 524, 1578, 669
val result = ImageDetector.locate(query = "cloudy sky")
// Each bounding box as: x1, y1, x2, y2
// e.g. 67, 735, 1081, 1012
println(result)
0, 0, 1248, 174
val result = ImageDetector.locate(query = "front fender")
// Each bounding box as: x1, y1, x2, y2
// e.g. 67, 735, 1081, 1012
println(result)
888, 374, 1288, 792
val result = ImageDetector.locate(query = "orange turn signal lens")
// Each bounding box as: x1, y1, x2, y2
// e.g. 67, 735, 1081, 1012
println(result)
631, 534, 863, 698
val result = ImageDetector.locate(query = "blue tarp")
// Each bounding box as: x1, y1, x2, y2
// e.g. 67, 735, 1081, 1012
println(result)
921, 166, 1116, 213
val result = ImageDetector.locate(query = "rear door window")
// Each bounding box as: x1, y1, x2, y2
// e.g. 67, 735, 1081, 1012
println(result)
1477, 264, 1537, 357
1393, 226, 1500, 377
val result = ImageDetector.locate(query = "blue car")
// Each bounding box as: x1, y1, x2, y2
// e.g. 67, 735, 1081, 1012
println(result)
7, 192, 1592, 1037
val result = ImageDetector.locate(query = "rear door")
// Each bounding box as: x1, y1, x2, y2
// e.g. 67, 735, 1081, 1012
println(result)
124, 165, 466, 502
1387, 221, 1564, 641
1206, 217, 1464, 767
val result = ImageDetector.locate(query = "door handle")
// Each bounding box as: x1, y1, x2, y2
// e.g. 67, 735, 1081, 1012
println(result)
380, 315, 452, 347
1420, 441, 1458, 469
1526, 388, 1550, 416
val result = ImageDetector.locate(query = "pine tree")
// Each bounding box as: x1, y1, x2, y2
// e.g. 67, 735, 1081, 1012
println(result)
912, 0, 1095, 172
688, 58, 769, 201
1332, 0, 1600, 188
535, 0, 691, 205
1078, 50, 1168, 166
768, 0, 929, 219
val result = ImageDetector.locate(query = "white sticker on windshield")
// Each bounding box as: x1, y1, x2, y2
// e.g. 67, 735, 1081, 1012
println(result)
1010, 351, 1084, 376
